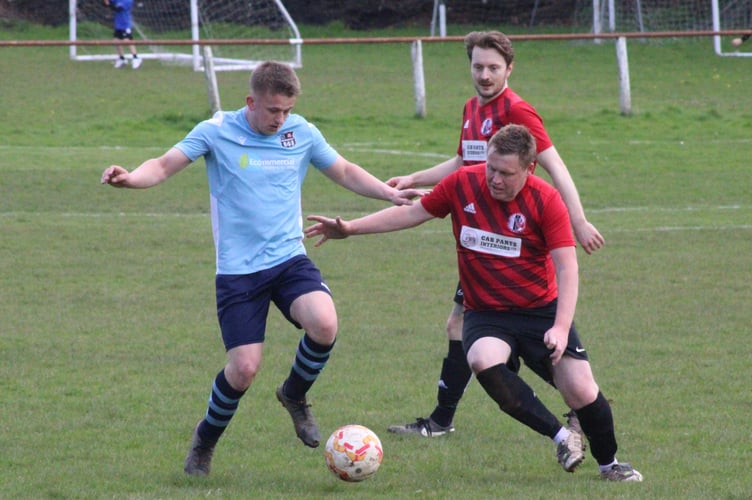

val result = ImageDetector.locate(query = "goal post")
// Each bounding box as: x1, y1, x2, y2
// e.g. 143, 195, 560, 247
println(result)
712, 0, 752, 57
585, 0, 752, 56
69, 0, 302, 71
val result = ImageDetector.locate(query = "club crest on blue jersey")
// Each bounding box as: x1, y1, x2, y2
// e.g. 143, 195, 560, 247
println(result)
508, 213, 526, 233
280, 131, 296, 148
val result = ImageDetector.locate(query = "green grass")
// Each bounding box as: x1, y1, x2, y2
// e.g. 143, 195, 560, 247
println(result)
1, 22, 751, 499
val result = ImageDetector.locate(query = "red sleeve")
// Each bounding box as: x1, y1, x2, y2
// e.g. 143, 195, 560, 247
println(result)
507, 102, 553, 154
420, 171, 457, 219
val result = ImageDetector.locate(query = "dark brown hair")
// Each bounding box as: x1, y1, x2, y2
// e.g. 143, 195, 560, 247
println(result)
464, 31, 514, 66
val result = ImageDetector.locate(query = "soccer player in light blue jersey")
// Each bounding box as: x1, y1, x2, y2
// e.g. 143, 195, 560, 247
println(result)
101, 61, 422, 476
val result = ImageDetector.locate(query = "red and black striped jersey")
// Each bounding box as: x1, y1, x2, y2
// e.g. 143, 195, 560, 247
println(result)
420, 164, 574, 311
456, 87, 553, 167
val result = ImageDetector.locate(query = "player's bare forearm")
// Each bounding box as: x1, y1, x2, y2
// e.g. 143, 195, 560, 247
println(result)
550, 246, 579, 364
538, 147, 604, 253
387, 156, 461, 189
101, 149, 191, 189
411, 156, 462, 187
355, 176, 420, 206
100, 160, 167, 188
325, 159, 425, 205
537, 148, 585, 217
306, 203, 434, 247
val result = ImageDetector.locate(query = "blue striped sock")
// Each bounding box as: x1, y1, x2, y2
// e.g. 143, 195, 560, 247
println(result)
199, 369, 245, 442
283, 333, 335, 400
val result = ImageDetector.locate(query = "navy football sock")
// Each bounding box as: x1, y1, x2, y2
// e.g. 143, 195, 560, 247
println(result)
283, 333, 335, 400
198, 369, 246, 443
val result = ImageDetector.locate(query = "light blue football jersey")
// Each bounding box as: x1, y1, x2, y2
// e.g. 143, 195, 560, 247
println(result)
175, 108, 338, 275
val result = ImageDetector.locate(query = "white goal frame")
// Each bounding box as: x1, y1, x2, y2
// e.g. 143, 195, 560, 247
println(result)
712, 0, 752, 57
69, 0, 303, 71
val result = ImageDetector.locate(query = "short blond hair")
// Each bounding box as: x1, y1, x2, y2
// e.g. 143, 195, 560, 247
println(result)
488, 124, 537, 167
250, 61, 301, 97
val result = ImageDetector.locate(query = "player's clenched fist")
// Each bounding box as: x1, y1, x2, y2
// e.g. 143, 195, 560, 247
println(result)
100, 165, 130, 187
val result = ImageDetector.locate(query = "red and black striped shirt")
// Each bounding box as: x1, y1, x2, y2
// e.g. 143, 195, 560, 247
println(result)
456, 87, 553, 167
421, 165, 574, 311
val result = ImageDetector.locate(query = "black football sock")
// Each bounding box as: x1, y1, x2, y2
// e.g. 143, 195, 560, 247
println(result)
476, 363, 561, 438
574, 391, 618, 465
198, 369, 246, 443
283, 333, 335, 400
430, 340, 472, 427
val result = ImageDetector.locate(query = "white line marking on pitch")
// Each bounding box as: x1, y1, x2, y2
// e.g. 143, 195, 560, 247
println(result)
590, 205, 745, 213
341, 147, 448, 159
2, 204, 749, 219
2, 207, 751, 234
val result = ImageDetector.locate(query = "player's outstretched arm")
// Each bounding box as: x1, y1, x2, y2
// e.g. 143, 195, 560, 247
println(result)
322, 155, 426, 206
536, 146, 604, 254
386, 155, 463, 189
304, 216, 351, 246
305, 202, 434, 247
100, 148, 191, 189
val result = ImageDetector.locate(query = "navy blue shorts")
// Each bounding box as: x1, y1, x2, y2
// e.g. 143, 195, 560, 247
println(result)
215, 255, 332, 350
462, 300, 588, 387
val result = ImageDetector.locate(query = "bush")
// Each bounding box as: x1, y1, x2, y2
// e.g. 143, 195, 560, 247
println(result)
1, 0, 581, 29
0, 0, 67, 25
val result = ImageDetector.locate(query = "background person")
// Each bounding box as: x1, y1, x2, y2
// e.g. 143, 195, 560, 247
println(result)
104, 0, 141, 69
731, 33, 750, 47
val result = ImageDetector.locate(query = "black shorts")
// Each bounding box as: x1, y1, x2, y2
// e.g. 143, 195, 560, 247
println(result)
462, 300, 588, 386
215, 255, 332, 350
453, 281, 463, 306
113, 28, 133, 40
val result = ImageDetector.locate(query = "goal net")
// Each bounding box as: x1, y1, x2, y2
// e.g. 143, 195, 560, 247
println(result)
574, 0, 751, 56
712, 0, 752, 57
573, 0, 713, 33
69, 0, 302, 71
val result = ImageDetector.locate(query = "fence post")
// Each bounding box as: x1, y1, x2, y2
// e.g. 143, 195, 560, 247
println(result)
203, 46, 221, 115
616, 36, 631, 115
411, 40, 426, 118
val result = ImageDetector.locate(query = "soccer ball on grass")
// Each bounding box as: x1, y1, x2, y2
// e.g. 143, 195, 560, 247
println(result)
324, 424, 383, 482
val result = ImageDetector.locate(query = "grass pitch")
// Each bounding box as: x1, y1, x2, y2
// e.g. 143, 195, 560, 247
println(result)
1, 21, 751, 499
